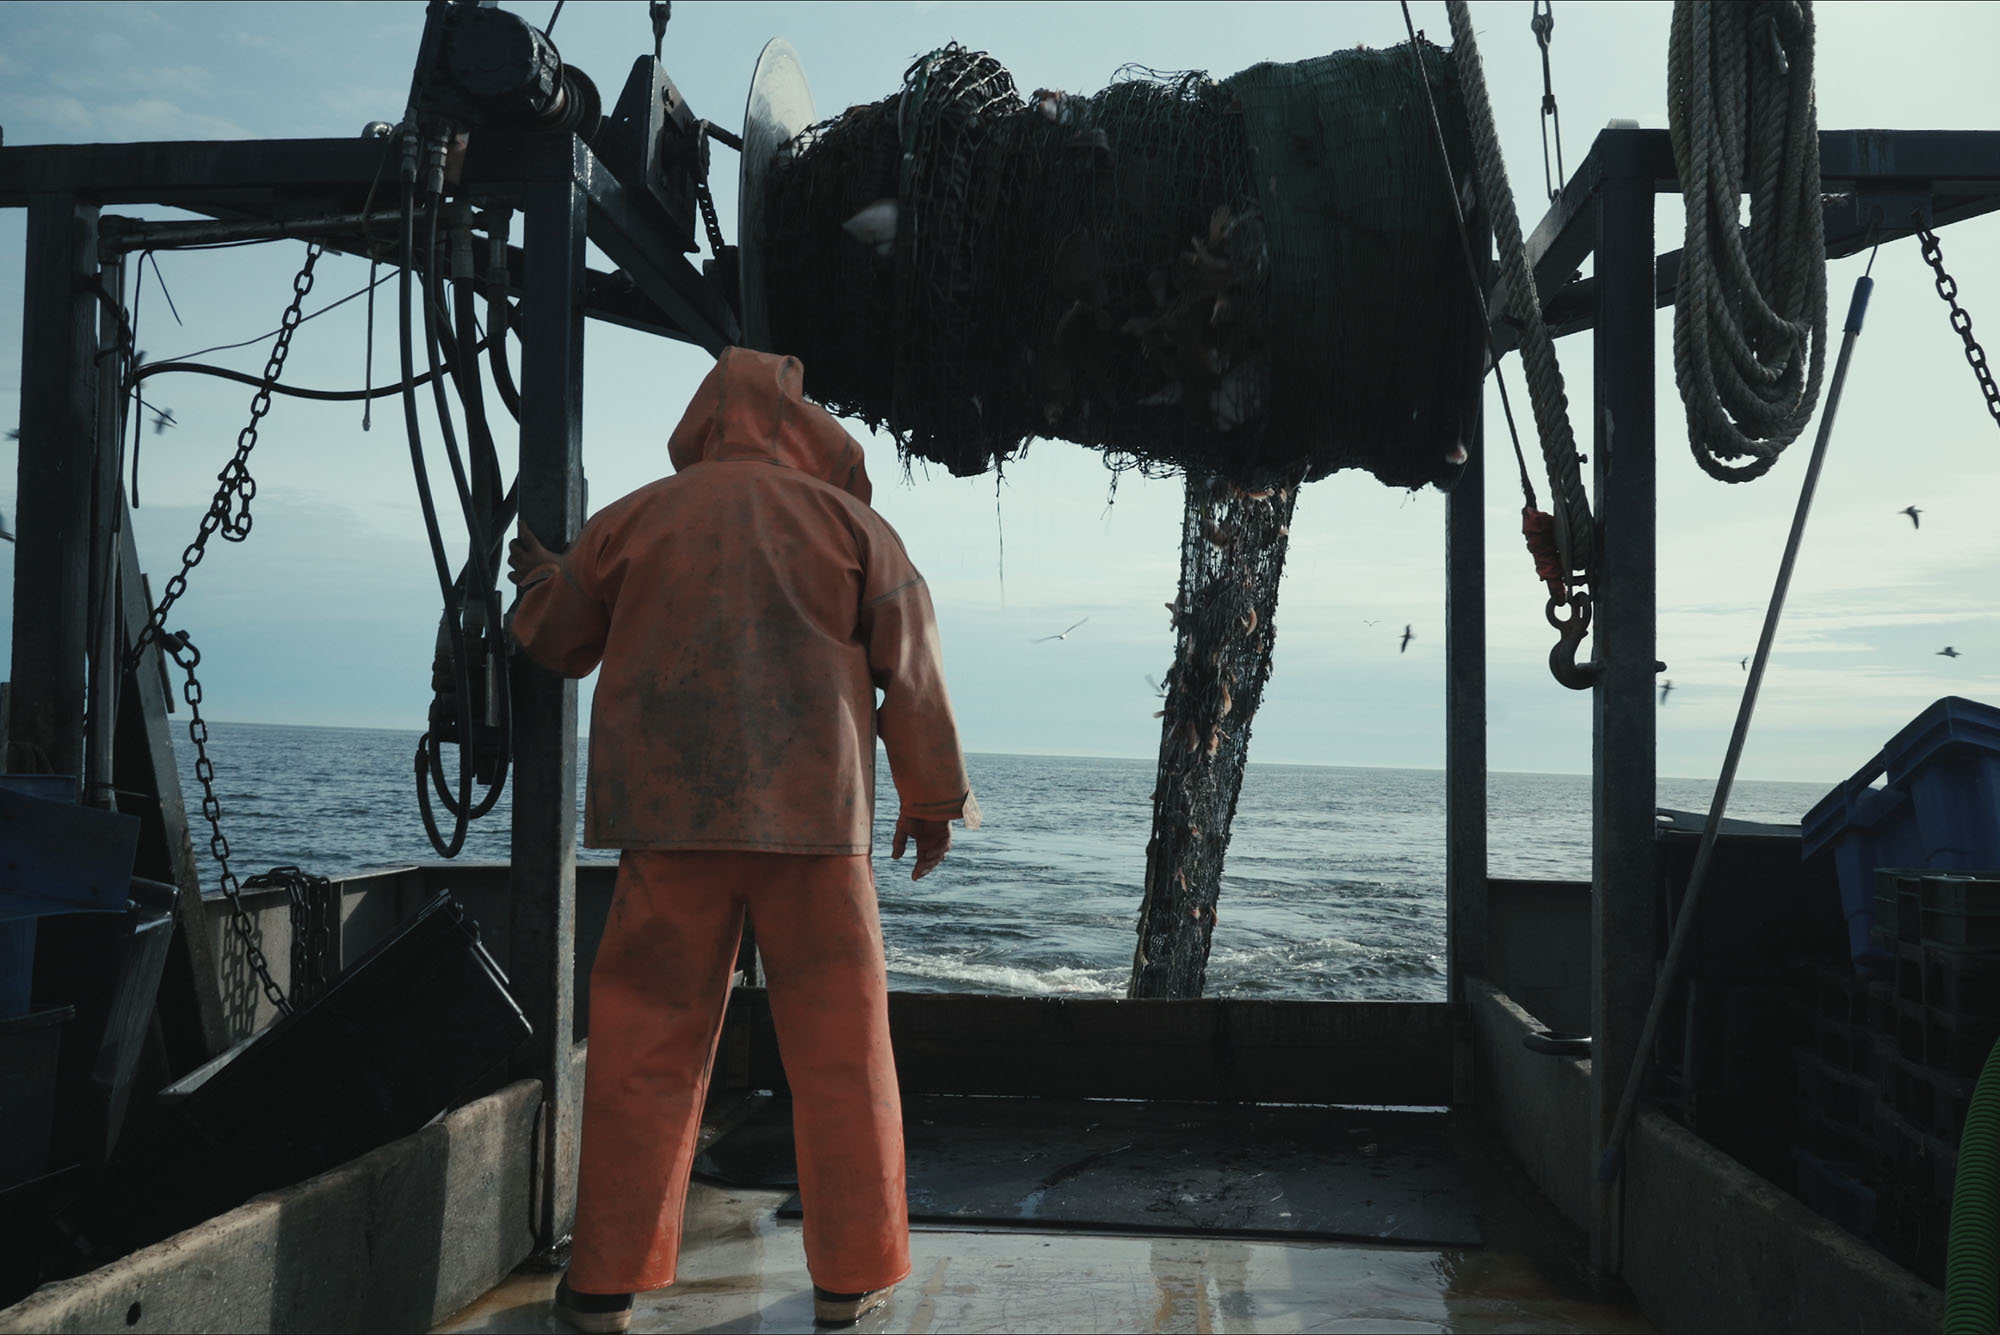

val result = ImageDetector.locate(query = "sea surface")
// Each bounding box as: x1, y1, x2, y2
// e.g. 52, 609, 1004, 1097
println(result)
176, 722, 1833, 1001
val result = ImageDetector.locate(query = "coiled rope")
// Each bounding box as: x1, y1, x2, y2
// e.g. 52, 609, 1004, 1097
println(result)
1443, 1, 1592, 586
1668, 0, 1827, 482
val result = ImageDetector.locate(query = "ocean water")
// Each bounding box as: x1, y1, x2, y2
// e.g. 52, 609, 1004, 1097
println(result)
175, 722, 1833, 1001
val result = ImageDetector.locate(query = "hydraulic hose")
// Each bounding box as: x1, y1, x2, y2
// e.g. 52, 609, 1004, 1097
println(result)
419, 239, 514, 823
485, 207, 523, 421
432, 308, 521, 528
400, 162, 474, 858
448, 252, 519, 548
419, 203, 488, 571
418, 188, 511, 841
1945, 1036, 2000, 1332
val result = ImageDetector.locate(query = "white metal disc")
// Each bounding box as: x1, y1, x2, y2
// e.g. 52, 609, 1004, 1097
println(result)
738, 38, 814, 354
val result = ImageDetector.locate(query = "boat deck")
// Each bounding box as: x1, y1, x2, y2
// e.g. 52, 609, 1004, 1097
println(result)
435, 1107, 1655, 1334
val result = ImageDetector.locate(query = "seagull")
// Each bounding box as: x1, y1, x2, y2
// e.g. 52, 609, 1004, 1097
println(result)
1659, 678, 1674, 705
1939, 646, 1961, 658
151, 406, 177, 435
1739, 656, 1748, 671
1399, 624, 1414, 654
1899, 506, 1922, 529
1034, 616, 1089, 644
1362, 619, 1380, 628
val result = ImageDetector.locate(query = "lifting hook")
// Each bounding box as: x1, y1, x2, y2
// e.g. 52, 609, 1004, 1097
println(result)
1546, 590, 1595, 690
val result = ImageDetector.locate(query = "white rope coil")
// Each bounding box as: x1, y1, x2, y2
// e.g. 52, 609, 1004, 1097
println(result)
1668, 0, 1827, 482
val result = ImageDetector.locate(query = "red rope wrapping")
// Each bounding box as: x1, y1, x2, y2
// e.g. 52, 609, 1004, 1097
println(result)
1522, 506, 1566, 600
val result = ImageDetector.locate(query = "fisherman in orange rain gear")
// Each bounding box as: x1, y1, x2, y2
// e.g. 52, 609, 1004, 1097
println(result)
507, 348, 979, 1332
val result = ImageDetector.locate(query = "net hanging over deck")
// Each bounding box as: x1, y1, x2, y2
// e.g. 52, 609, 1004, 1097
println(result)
755, 39, 1491, 997
760, 40, 1489, 491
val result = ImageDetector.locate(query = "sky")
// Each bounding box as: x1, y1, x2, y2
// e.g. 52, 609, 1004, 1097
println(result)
0, 0, 1997, 786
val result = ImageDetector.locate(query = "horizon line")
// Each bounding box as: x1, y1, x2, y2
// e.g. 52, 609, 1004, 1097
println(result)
184, 717, 1838, 787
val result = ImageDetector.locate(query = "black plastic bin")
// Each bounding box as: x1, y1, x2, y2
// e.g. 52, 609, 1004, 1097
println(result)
0, 1004, 75, 1191
49, 892, 530, 1272
31, 879, 178, 1165
1655, 808, 1848, 981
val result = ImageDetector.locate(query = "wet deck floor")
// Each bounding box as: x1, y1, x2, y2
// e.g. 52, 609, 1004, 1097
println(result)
436, 1110, 1655, 1334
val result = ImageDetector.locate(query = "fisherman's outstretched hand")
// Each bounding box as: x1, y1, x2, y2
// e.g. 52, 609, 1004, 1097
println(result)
508, 526, 560, 587
892, 814, 951, 881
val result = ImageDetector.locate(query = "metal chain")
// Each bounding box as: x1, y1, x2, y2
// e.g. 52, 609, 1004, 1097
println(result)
164, 630, 293, 1017
127, 244, 323, 673
249, 865, 336, 1010
1916, 226, 2000, 435
693, 125, 728, 257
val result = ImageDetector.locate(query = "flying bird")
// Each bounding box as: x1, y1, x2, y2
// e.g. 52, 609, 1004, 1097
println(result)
1939, 646, 1961, 658
1362, 619, 1380, 628
1399, 624, 1414, 654
1739, 656, 1748, 671
1899, 506, 1922, 529
1034, 616, 1089, 643
151, 406, 177, 435
1659, 679, 1674, 705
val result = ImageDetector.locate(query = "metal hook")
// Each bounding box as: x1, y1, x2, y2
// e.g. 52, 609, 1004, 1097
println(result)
1546, 590, 1596, 690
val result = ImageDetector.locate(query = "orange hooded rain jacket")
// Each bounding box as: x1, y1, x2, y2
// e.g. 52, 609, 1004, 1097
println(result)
511, 348, 977, 852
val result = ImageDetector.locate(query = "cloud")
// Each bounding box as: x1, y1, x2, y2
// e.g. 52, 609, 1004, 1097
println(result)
1, 92, 96, 136
100, 99, 249, 141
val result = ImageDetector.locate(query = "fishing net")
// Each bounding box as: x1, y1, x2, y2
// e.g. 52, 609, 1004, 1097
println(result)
1130, 468, 1303, 998
760, 40, 1487, 490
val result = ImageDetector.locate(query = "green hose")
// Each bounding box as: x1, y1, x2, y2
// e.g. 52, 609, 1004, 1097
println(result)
1945, 1036, 2000, 1332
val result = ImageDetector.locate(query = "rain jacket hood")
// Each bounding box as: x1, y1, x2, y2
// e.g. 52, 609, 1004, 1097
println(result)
668, 348, 873, 504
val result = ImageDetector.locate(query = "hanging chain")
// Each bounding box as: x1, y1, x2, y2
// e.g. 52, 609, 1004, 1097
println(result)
1532, 0, 1565, 203
693, 124, 728, 257
1916, 226, 2000, 435
164, 630, 293, 1018
249, 865, 336, 1010
127, 243, 323, 673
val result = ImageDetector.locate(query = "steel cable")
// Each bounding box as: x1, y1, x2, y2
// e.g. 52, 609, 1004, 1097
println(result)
1444, 0, 1593, 583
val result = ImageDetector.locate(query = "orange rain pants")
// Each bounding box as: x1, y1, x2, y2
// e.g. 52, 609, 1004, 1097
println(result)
567, 849, 910, 1297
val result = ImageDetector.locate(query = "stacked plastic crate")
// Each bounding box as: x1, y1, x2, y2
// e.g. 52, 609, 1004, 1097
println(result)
1795, 696, 2000, 1288
1868, 870, 1999, 1284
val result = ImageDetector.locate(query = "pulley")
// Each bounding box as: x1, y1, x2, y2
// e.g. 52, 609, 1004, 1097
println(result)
411, 2, 602, 137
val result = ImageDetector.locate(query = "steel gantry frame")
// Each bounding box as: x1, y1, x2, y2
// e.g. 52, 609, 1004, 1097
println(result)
1445, 125, 2000, 1270
0, 127, 737, 1259
8, 110, 2000, 1276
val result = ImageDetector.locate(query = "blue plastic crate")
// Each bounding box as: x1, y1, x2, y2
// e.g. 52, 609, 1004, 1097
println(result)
1883, 695, 2000, 871
1805, 697, 2000, 975
1803, 759, 1915, 974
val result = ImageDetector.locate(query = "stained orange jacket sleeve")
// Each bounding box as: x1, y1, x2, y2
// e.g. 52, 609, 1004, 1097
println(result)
860, 555, 978, 825
511, 531, 611, 680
